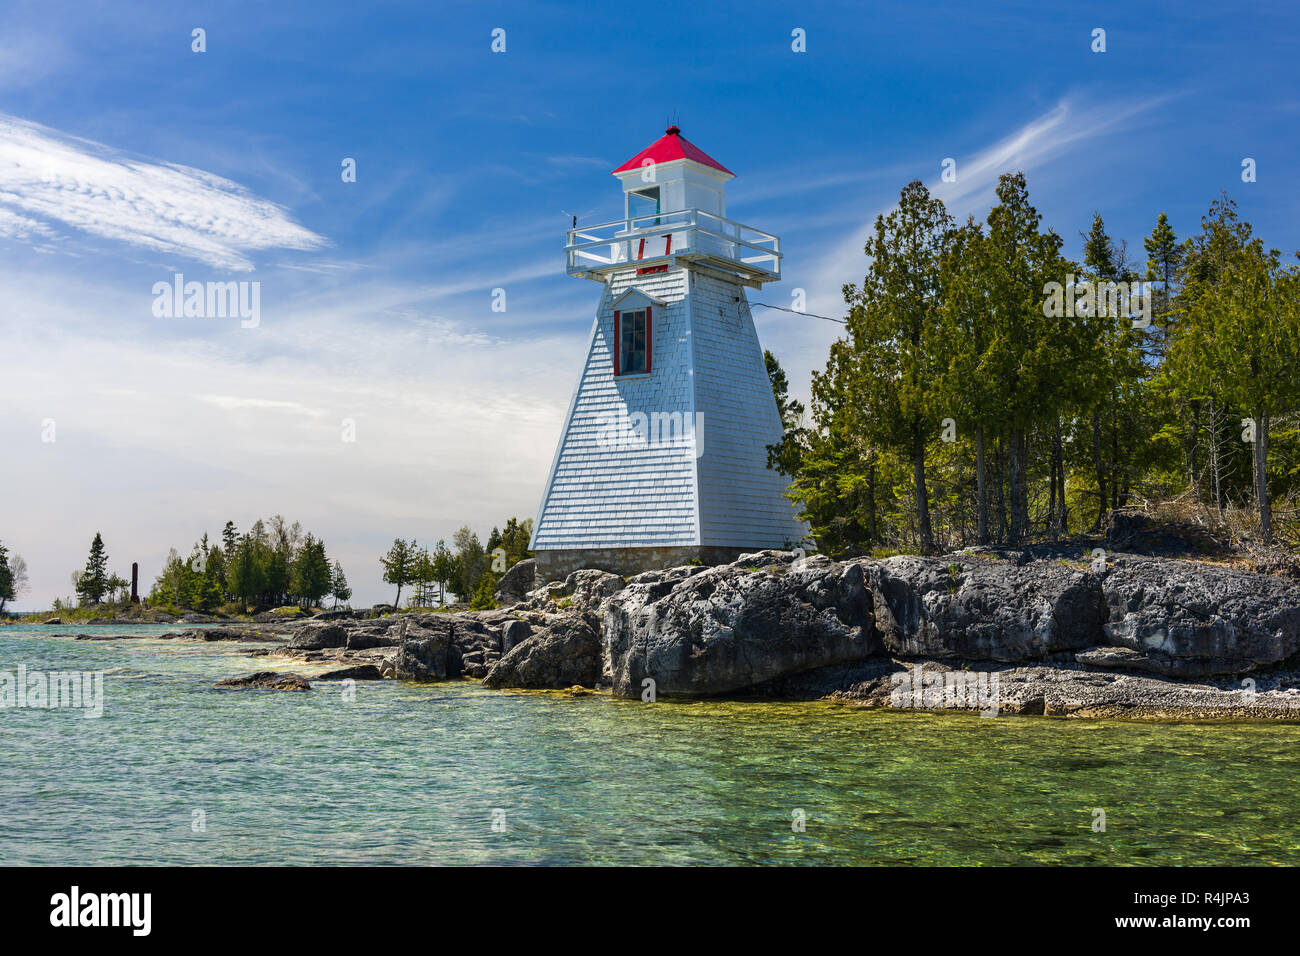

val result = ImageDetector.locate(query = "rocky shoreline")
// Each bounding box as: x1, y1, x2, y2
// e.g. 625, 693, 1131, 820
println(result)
118, 538, 1300, 720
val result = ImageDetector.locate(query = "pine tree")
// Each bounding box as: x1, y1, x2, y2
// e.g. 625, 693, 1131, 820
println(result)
978, 173, 1067, 542
450, 526, 484, 600
228, 534, 264, 612
0, 542, 14, 612
1176, 215, 1300, 543
1143, 212, 1184, 360
470, 571, 499, 610
841, 180, 955, 553
76, 532, 110, 605
380, 538, 417, 608
221, 521, 239, 562
430, 540, 454, 605
330, 560, 352, 609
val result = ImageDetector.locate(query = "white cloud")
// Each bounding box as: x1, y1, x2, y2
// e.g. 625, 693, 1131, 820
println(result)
808, 95, 1174, 315
0, 265, 582, 609
0, 203, 54, 239
0, 113, 328, 270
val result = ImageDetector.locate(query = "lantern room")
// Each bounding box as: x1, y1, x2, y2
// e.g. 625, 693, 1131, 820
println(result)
564, 126, 781, 287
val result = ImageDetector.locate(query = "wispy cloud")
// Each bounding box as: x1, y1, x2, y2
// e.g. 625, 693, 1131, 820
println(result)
0, 204, 54, 239
0, 113, 328, 270
809, 94, 1176, 313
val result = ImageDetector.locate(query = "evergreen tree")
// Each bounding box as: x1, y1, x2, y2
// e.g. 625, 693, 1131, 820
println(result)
430, 539, 455, 605
1143, 211, 1185, 361
0, 542, 15, 612
228, 534, 264, 612
76, 532, 110, 605
221, 520, 239, 562
765, 350, 807, 478
1172, 199, 1300, 542
411, 546, 435, 607
840, 180, 955, 552
380, 538, 417, 608
450, 526, 484, 600
470, 570, 499, 610
290, 534, 332, 608
967, 173, 1065, 542
330, 560, 352, 609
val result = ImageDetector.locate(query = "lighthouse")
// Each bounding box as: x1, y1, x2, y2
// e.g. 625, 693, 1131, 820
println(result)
531, 126, 809, 579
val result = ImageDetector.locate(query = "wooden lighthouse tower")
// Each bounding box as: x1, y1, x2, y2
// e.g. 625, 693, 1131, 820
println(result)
531, 126, 808, 579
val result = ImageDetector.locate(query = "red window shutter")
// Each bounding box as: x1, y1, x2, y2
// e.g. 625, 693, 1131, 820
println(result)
645, 306, 653, 373
613, 310, 621, 377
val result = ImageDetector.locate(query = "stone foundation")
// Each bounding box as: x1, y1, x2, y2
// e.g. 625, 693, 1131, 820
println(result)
534, 546, 754, 581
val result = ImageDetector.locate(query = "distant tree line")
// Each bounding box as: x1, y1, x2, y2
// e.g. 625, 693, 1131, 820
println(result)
148, 516, 350, 612
768, 175, 1300, 555
381, 517, 532, 611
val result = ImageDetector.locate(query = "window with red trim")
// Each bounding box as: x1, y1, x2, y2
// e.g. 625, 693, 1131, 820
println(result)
613, 307, 652, 376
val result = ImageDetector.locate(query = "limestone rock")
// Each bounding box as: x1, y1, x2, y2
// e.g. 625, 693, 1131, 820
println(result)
495, 558, 537, 606
213, 671, 311, 691
483, 611, 602, 689
1100, 555, 1300, 676
315, 664, 384, 681
286, 623, 349, 651
602, 554, 875, 698
866, 555, 1106, 662
394, 619, 453, 682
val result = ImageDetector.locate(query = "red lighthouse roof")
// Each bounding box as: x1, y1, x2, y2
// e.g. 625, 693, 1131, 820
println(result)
611, 126, 734, 177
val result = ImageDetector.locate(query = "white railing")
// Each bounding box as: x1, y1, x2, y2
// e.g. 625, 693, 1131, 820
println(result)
565, 208, 781, 282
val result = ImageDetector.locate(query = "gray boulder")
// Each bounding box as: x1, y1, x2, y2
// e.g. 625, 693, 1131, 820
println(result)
287, 623, 348, 651
502, 618, 531, 654
315, 664, 385, 681
529, 569, 624, 611
1100, 556, 1300, 676
603, 554, 876, 698
394, 619, 452, 681
483, 612, 602, 689
495, 558, 537, 606
213, 671, 311, 691
346, 627, 399, 650
866, 555, 1106, 662
312, 608, 355, 621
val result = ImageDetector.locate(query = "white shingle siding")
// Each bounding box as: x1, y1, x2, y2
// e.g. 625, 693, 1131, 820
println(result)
533, 263, 808, 552
690, 270, 808, 548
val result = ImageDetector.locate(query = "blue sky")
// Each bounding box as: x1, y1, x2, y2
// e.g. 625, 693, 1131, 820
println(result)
2, 0, 1298, 607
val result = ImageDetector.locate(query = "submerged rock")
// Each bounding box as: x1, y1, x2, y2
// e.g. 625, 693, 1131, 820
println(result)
213, 671, 312, 691
181, 627, 273, 643
602, 552, 875, 698
315, 664, 385, 681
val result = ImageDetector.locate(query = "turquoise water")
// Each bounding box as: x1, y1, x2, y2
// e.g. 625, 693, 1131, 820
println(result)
1, 624, 1298, 865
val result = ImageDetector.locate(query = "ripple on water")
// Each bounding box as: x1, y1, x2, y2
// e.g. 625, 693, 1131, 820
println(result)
1, 627, 1298, 864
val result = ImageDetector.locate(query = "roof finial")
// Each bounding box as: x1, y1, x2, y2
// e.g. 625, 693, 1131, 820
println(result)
666, 124, 680, 136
